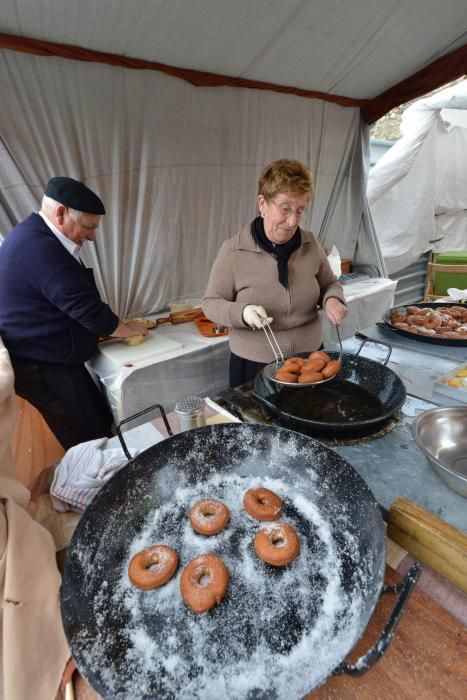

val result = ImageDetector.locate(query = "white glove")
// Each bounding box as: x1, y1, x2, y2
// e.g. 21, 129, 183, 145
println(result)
242, 305, 273, 329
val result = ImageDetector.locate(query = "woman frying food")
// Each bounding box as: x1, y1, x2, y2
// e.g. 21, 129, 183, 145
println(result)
202, 159, 347, 387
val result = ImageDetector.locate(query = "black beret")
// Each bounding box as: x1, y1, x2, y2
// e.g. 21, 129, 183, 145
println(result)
45, 177, 106, 215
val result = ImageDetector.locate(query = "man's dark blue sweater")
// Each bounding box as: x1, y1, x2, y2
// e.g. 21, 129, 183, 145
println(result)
0, 213, 119, 363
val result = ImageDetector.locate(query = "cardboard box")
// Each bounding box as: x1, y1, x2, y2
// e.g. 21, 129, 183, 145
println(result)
340, 259, 352, 275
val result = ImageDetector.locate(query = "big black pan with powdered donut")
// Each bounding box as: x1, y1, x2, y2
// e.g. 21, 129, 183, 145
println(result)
61, 423, 418, 699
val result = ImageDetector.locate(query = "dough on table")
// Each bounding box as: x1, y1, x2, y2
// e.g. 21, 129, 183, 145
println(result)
123, 334, 146, 346
131, 317, 158, 329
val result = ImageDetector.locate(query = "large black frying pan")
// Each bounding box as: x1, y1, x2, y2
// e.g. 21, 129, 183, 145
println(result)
381, 302, 467, 347
61, 423, 418, 699
254, 345, 406, 438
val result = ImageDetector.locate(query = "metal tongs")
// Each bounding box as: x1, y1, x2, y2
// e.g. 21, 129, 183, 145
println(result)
262, 320, 284, 366
335, 323, 344, 365
262, 321, 343, 387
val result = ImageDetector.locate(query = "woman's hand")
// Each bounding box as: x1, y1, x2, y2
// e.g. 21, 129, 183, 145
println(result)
242, 305, 273, 329
324, 298, 347, 326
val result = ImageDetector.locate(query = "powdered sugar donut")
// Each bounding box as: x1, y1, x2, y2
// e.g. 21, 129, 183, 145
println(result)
180, 553, 229, 613
254, 523, 300, 567
189, 499, 230, 536
243, 487, 283, 521
128, 545, 178, 590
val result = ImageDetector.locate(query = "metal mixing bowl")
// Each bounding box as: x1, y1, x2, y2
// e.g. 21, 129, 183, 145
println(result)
411, 407, 467, 498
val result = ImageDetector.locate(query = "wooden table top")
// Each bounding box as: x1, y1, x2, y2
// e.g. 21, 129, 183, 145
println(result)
310, 566, 466, 699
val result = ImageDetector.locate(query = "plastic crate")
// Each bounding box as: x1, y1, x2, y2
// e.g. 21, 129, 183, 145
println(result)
433, 251, 467, 295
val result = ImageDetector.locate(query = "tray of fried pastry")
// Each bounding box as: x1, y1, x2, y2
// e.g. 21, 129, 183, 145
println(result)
193, 315, 229, 337
435, 363, 467, 403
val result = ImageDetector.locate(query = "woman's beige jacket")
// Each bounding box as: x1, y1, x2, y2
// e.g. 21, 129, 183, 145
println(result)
203, 225, 345, 362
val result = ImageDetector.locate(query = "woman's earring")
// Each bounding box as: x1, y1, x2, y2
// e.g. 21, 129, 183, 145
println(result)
261, 212, 265, 219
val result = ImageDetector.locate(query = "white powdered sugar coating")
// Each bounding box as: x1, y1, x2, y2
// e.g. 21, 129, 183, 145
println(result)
67, 426, 382, 699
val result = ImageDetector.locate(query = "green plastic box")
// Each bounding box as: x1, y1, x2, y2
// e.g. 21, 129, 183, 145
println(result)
433, 251, 467, 295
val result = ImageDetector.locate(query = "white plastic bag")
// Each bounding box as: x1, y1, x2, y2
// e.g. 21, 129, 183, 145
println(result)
447, 288, 467, 301
327, 245, 342, 278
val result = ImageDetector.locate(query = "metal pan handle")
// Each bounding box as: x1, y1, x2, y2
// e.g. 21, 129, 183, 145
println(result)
334, 562, 422, 677
116, 403, 173, 460
354, 331, 393, 365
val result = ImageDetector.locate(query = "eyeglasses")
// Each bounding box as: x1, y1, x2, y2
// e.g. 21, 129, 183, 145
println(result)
270, 200, 307, 219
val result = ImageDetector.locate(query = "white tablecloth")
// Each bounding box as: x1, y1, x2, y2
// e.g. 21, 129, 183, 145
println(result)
90, 278, 397, 423
89, 322, 230, 424
323, 278, 397, 344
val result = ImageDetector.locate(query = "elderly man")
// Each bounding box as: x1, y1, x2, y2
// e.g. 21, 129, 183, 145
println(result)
0, 177, 147, 449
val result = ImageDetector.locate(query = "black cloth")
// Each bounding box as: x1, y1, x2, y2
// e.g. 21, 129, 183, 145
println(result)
45, 177, 106, 214
250, 216, 301, 288
229, 352, 266, 388
11, 354, 114, 450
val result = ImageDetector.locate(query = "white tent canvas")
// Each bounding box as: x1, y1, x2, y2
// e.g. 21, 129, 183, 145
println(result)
368, 80, 467, 274
0, 51, 374, 315
0, 1, 466, 313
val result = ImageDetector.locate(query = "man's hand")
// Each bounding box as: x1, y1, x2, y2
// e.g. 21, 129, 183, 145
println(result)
111, 320, 149, 338
242, 305, 273, 329
324, 298, 347, 325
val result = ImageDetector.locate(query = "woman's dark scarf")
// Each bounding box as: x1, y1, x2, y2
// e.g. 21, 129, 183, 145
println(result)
251, 216, 301, 289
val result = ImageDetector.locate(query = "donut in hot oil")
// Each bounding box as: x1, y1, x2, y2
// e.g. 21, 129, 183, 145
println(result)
301, 358, 326, 373
308, 350, 330, 364
254, 523, 300, 567
180, 553, 229, 613
128, 545, 179, 590
282, 359, 302, 373
283, 357, 305, 368
189, 499, 230, 536
297, 370, 324, 383
321, 359, 341, 378
275, 370, 298, 383
243, 487, 284, 521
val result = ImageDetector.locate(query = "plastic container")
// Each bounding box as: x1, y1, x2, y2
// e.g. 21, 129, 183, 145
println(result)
434, 363, 467, 405
169, 298, 202, 313
434, 251, 467, 295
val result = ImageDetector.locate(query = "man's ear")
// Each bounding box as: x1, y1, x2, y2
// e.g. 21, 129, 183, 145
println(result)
56, 205, 67, 225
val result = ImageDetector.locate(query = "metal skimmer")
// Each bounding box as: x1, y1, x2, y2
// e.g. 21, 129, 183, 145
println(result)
262, 323, 343, 387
